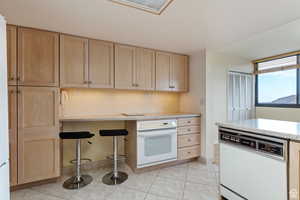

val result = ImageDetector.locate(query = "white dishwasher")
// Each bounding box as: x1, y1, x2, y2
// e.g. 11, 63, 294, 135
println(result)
219, 127, 288, 200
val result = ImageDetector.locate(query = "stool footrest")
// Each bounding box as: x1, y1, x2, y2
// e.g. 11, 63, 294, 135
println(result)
106, 155, 127, 161
70, 158, 92, 165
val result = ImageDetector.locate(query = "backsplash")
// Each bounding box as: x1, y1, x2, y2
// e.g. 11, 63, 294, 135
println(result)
60, 88, 180, 117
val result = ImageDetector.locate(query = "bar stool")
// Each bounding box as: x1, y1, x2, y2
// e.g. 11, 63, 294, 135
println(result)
59, 131, 95, 190
99, 129, 128, 185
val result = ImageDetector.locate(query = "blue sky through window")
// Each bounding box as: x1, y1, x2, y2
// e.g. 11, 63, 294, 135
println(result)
258, 69, 297, 104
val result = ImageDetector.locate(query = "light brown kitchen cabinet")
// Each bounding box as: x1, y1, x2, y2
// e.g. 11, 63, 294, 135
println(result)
89, 39, 114, 88
17, 87, 60, 184
135, 48, 155, 90
60, 34, 89, 88
7, 25, 17, 86
8, 86, 18, 186
289, 141, 300, 200
156, 51, 172, 91
115, 44, 136, 89
115, 45, 155, 90
18, 28, 59, 87
156, 51, 188, 92
172, 54, 188, 92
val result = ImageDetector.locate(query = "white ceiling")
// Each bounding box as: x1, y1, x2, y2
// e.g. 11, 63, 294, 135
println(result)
1, 0, 300, 57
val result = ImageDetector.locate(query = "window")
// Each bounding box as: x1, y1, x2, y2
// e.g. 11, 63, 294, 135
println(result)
109, 0, 174, 15
255, 55, 300, 107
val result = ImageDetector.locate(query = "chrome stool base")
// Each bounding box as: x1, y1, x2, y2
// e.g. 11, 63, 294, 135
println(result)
102, 171, 128, 185
63, 175, 93, 190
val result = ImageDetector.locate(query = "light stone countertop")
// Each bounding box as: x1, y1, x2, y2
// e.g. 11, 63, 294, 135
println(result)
217, 118, 300, 141
60, 113, 201, 122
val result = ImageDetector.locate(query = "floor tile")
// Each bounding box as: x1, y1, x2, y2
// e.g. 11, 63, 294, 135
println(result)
107, 187, 147, 200
120, 173, 156, 192
145, 194, 174, 200
186, 167, 217, 186
148, 177, 185, 199
158, 165, 188, 181
11, 189, 65, 200
183, 182, 219, 200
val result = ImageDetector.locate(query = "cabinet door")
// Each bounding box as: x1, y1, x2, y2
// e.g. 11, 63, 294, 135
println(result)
60, 35, 89, 88
89, 40, 114, 88
156, 51, 172, 91
136, 48, 155, 90
171, 54, 188, 92
290, 141, 300, 200
115, 44, 136, 89
8, 86, 18, 186
18, 87, 60, 184
18, 28, 59, 86
7, 25, 17, 85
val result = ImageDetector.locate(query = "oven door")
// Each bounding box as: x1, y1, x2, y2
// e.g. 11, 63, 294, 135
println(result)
137, 128, 177, 168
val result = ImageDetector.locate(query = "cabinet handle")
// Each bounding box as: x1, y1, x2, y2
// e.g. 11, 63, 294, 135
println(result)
89, 81, 92, 84
16, 77, 20, 81
83, 81, 88, 84
187, 121, 191, 123
187, 151, 191, 154
187, 129, 191, 131
169, 86, 175, 89
188, 139, 191, 142
9, 77, 14, 81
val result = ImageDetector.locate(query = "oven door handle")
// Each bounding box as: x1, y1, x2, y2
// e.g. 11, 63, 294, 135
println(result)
138, 130, 177, 137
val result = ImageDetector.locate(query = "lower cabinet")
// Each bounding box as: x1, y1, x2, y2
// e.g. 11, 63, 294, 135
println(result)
17, 87, 60, 184
177, 117, 201, 160
289, 141, 300, 200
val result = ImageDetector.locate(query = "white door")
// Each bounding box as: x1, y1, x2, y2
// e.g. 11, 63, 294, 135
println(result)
228, 72, 254, 121
0, 15, 10, 200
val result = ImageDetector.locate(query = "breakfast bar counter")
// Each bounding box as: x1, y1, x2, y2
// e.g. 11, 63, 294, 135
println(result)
60, 113, 201, 122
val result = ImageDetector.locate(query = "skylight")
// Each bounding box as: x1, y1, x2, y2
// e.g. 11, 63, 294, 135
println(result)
109, 0, 174, 15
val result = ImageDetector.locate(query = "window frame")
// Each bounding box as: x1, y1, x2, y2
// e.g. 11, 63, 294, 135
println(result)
255, 55, 300, 108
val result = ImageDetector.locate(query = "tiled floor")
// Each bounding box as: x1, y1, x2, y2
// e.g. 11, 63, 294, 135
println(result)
11, 161, 219, 200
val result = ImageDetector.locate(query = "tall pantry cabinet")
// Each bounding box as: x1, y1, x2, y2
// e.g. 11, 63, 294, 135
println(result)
7, 25, 60, 186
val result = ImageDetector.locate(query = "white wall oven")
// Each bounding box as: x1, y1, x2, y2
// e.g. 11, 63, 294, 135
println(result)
137, 119, 177, 168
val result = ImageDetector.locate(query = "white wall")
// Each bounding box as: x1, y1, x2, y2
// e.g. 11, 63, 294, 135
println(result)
180, 50, 252, 161
204, 51, 251, 161
180, 50, 206, 157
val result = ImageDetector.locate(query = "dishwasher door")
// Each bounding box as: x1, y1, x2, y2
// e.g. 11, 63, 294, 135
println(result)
220, 142, 288, 200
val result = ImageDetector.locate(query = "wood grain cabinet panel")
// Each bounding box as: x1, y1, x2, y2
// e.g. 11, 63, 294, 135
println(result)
135, 48, 155, 90
7, 25, 17, 85
89, 40, 114, 88
178, 145, 200, 160
18, 28, 59, 86
17, 87, 60, 184
178, 117, 201, 127
60, 35, 89, 88
178, 134, 200, 148
172, 54, 188, 92
156, 51, 172, 91
8, 86, 18, 186
115, 44, 136, 89
289, 141, 300, 200
156, 52, 188, 92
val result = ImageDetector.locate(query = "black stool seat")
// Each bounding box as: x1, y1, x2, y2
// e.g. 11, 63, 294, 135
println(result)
60, 131, 95, 139
99, 129, 128, 136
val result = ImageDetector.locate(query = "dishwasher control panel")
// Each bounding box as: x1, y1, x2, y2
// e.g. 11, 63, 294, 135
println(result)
219, 128, 286, 159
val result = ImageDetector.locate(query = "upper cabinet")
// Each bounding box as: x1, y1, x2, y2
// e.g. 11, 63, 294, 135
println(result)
172, 54, 188, 92
89, 40, 114, 88
136, 48, 155, 90
7, 25, 17, 86
156, 51, 188, 92
114, 45, 155, 91
156, 52, 172, 91
115, 44, 136, 90
18, 28, 59, 87
60, 35, 89, 88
